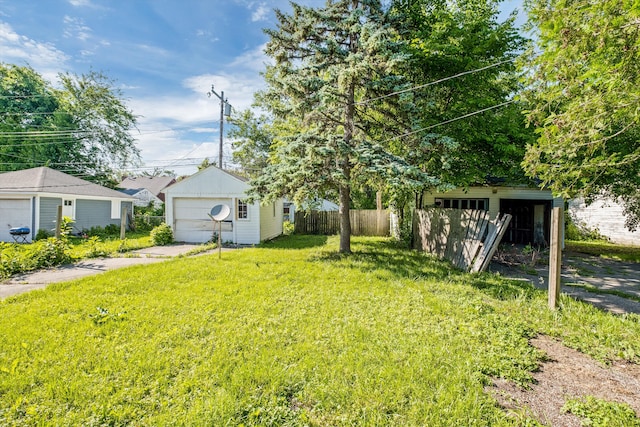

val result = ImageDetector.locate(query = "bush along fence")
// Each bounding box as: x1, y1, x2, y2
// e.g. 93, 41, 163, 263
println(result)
294, 210, 390, 236
413, 208, 512, 273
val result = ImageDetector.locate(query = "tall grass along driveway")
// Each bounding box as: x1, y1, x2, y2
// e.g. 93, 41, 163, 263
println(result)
1, 236, 638, 425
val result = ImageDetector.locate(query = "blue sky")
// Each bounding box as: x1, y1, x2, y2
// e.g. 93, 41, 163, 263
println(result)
0, 0, 526, 176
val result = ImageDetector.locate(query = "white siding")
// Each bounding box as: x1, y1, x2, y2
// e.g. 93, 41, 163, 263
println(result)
0, 198, 32, 242
164, 167, 282, 245
260, 199, 284, 242
164, 166, 249, 198
131, 189, 162, 208
234, 200, 261, 245
172, 198, 233, 243
568, 197, 640, 246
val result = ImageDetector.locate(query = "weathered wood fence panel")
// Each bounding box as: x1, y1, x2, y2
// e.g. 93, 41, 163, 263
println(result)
413, 208, 511, 272
294, 210, 390, 236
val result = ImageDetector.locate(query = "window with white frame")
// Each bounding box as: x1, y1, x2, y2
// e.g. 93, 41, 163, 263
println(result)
237, 199, 248, 220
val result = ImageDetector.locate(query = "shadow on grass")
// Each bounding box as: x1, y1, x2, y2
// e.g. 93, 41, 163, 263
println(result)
311, 236, 543, 301
311, 237, 458, 281
259, 234, 329, 250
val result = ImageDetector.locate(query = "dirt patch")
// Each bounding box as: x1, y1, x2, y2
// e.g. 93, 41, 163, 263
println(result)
487, 335, 640, 426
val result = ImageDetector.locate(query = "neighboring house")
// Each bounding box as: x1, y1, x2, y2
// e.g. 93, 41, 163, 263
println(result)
119, 188, 163, 209
163, 166, 283, 244
568, 197, 640, 246
0, 167, 134, 243
283, 198, 339, 223
118, 175, 176, 208
422, 185, 563, 245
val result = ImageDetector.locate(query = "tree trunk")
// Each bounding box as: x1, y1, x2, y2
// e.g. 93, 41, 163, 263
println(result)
339, 181, 351, 253
338, 7, 358, 254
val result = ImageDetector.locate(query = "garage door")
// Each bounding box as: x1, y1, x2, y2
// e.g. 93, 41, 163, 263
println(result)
0, 199, 32, 243
173, 198, 233, 243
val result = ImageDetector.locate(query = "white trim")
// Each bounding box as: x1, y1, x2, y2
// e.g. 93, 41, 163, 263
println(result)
236, 199, 249, 221
111, 200, 121, 219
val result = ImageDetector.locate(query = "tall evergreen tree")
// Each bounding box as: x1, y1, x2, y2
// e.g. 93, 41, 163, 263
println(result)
252, 0, 433, 253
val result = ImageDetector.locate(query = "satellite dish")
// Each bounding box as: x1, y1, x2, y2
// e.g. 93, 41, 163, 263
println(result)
210, 204, 230, 221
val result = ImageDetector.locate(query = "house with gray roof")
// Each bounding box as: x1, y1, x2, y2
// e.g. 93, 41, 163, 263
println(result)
0, 167, 134, 243
117, 175, 176, 208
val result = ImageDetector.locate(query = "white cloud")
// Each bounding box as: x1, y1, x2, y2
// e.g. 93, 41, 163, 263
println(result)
63, 15, 92, 41
126, 42, 272, 175
129, 71, 264, 176
0, 21, 68, 80
131, 128, 216, 176
229, 43, 272, 73
195, 29, 219, 43
68, 0, 94, 7
133, 43, 171, 58
251, 3, 270, 22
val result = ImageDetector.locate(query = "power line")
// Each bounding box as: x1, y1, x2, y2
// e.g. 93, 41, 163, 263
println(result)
384, 99, 515, 142
0, 129, 93, 137
354, 58, 516, 106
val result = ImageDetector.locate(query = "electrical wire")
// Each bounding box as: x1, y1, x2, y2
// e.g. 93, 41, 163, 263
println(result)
384, 99, 516, 142
354, 58, 516, 106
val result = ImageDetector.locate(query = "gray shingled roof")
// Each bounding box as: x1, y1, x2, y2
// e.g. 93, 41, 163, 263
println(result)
118, 176, 176, 197
0, 167, 134, 199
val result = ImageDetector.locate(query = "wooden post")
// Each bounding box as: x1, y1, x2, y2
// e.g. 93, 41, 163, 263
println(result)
548, 206, 563, 309
218, 220, 222, 259
376, 191, 382, 236
120, 207, 127, 240
55, 205, 63, 239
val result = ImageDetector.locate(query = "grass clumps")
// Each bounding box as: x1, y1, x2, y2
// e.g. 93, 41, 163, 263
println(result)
566, 240, 640, 263
563, 396, 640, 427
0, 235, 638, 425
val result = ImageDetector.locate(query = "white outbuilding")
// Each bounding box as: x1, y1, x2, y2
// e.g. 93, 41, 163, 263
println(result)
163, 166, 283, 244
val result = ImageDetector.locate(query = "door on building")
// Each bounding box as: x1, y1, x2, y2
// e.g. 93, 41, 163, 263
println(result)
500, 199, 551, 245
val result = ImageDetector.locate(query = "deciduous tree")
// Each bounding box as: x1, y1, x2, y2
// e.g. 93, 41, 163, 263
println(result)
390, 0, 530, 190
0, 64, 140, 186
521, 0, 640, 229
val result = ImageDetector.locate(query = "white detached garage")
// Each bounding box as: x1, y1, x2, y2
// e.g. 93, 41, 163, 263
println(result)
163, 166, 283, 244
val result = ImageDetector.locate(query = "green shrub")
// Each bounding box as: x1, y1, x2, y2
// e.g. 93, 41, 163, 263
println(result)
150, 223, 173, 246
35, 228, 52, 241
0, 237, 71, 279
565, 212, 609, 242
134, 213, 164, 232
84, 224, 121, 238
35, 238, 71, 267
283, 220, 294, 235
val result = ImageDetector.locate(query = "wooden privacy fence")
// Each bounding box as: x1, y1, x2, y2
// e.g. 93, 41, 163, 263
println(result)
413, 208, 512, 273
294, 210, 390, 236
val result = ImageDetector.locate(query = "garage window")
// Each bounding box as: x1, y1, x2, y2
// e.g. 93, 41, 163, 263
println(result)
435, 198, 488, 211
237, 200, 248, 220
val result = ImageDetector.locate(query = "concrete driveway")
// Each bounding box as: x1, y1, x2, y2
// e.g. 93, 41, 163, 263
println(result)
0, 244, 218, 300
489, 253, 640, 315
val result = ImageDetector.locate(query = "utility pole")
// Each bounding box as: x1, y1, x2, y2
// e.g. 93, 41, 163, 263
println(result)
208, 85, 231, 169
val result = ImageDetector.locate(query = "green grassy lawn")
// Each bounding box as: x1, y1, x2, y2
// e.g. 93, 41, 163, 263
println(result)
67, 233, 154, 259
1, 236, 639, 425
566, 240, 640, 263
